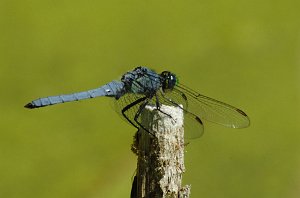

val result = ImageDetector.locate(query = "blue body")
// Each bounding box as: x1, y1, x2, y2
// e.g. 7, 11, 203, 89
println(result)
25, 67, 161, 108
25, 66, 250, 138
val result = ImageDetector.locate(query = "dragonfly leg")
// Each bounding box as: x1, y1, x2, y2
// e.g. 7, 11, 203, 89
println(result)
122, 97, 147, 130
154, 93, 174, 120
133, 98, 155, 137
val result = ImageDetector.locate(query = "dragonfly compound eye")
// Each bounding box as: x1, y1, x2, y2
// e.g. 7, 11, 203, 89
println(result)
161, 71, 177, 91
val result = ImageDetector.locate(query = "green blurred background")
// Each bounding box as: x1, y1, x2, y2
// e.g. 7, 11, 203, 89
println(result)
0, 0, 299, 197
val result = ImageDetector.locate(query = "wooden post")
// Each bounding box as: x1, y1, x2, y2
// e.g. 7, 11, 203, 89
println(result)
131, 104, 191, 198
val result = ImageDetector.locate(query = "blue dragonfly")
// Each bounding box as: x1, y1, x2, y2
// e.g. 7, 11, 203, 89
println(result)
25, 66, 250, 138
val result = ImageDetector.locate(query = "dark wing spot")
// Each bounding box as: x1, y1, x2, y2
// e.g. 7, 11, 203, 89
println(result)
181, 93, 187, 101
236, 108, 248, 117
195, 116, 203, 124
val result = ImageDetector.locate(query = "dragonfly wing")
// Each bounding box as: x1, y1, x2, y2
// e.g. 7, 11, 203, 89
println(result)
112, 93, 145, 126
175, 84, 250, 128
112, 76, 162, 129
157, 90, 204, 139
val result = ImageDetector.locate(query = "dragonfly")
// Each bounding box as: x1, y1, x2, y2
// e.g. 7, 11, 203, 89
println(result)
25, 66, 250, 138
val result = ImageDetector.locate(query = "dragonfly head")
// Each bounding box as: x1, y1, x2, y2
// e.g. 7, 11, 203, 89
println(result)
160, 71, 177, 92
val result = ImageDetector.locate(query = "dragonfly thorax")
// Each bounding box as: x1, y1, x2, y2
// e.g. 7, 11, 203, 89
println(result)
121, 66, 161, 96
160, 71, 177, 92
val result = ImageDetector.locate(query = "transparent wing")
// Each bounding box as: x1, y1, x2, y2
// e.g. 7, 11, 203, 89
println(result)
112, 93, 145, 127
141, 72, 205, 139
175, 83, 250, 128
157, 90, 204, 139
112, 77, 158, 128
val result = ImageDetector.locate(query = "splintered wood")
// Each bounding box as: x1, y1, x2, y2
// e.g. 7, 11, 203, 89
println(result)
132, 104, 190, 198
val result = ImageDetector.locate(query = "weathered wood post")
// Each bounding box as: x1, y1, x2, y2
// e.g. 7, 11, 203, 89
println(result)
131, 104, 191, 198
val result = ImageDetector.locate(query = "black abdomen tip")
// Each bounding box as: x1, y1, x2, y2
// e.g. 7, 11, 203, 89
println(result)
24, 103, 36, 109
